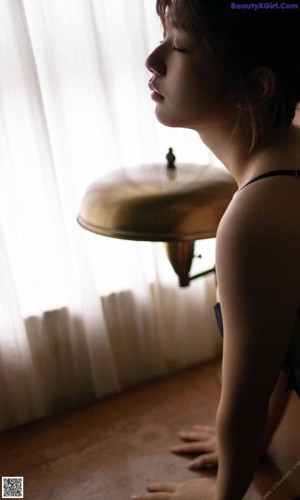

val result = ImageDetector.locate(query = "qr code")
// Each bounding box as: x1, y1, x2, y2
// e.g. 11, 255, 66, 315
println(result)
1, 477, 24, 498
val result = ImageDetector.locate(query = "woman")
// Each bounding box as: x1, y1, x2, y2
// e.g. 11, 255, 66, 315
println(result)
133, 1, 300, 499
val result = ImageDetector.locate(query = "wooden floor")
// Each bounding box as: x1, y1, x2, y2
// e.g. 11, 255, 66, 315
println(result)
0, 360, 299, 500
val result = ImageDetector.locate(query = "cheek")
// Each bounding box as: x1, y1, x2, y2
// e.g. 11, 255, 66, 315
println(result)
177, 61, 224, 104
153, 56, 233, 128
158, 76, 224, 127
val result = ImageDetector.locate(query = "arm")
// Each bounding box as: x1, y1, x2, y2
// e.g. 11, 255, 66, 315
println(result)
215, 191, 299, 500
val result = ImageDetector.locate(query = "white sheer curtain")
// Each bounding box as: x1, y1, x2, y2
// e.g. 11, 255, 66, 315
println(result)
0, 0, 221, 432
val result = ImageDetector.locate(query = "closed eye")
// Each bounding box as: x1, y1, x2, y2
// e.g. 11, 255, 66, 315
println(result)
172, 46, 188, 53
158, 39, 188, 53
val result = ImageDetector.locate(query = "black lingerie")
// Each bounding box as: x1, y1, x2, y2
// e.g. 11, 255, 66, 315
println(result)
239, 169, 300, 191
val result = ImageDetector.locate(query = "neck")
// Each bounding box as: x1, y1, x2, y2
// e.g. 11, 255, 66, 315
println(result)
197, 123, 300, 189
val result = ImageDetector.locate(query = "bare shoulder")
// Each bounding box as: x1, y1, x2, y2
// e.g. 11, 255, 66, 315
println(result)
217, 177, 300, 271
216, 177, 300, 337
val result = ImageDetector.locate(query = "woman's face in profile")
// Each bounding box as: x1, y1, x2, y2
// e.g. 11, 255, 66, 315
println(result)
146, 17, 237, 133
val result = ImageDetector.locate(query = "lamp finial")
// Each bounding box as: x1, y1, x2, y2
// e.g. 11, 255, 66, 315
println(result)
166, 147, 176, 169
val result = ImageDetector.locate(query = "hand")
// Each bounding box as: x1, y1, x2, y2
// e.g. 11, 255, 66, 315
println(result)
170, 425, 218, 470
131, 477, 217, 500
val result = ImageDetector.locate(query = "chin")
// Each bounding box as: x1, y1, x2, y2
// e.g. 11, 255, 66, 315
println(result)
155, 109, 191, 129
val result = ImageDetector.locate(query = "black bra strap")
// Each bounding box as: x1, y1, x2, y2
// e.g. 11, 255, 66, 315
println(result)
239, 169, 300, 191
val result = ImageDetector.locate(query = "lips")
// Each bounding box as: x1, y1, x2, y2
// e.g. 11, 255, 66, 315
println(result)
148, 81, 164, 99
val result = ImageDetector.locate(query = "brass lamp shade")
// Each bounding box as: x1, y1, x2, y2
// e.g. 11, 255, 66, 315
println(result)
78, 163, 236, 286
78, 163, 236, 242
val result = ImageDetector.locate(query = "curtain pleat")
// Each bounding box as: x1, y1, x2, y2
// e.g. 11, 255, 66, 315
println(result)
0, 0, 221, 432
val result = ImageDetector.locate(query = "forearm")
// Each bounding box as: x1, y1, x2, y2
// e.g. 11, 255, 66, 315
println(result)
216, 401, 269, 500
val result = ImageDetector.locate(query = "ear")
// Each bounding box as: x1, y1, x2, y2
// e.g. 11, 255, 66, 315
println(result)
246, 67, 277, 106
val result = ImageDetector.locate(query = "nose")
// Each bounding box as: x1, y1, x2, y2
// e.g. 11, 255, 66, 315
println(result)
145, 44, 167, 76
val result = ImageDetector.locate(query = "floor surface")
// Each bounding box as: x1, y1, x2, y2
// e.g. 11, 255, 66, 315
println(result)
0, 360, 299, 500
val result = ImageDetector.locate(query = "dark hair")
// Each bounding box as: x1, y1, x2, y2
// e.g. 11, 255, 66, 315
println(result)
156, 0, 300, 151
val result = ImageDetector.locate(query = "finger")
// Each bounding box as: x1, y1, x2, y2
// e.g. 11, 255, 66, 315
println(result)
171, 442, 210, 454
178, 430, 210, 442
147, 482, 176, 493
192, 425, 215, 433
188, 452, 218, 470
